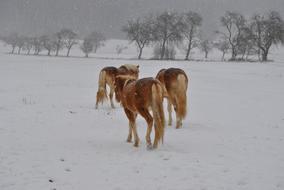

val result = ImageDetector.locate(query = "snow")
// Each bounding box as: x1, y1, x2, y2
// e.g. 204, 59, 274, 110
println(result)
0, 41, 284, 190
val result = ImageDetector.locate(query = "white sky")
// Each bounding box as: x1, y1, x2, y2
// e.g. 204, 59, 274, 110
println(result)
0, 0, 283, 38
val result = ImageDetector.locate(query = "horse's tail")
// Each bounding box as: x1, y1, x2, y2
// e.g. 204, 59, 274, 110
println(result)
151, 82, 165, 147
175, 74, 188, 119
95, 70, 108, 108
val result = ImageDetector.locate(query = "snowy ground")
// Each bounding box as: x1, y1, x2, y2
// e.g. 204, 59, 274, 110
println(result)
0, 41, 284, 190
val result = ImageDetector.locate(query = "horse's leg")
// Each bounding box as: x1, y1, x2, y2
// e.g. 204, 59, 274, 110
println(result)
171, 97, 181, 129
95, 99, 99, 109
109, 85, 115, 108
124, 108, 139, 147
173, 97, 182, 129
138, 108, 153, 148
176, 115, 182, 129
126, 120, 132, 143
167, 98, 173, 126
132, 121, 139, 147
95, 85, 100, 110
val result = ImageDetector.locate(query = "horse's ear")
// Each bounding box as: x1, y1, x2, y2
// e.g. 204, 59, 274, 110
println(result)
136, 65, 139, 69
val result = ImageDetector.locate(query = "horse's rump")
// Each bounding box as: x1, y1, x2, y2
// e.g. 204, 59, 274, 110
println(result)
115, 76, 165, 148
156, 68, 188, 127
164, 68, 188, 119
156, 69, 167, 97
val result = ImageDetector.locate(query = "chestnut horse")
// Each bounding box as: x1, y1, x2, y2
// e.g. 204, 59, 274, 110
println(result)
156, 68, 188, 129
115, 75, 165, 149
95, 64, 139, 109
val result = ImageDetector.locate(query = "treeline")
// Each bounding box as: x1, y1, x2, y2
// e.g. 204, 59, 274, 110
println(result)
123, 10, 284, 61
1, 10, 284, 61
0, 29, 106, 58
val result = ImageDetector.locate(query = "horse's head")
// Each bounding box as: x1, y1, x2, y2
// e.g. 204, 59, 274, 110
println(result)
114, 75, 137, 103
119, 64, 139, 79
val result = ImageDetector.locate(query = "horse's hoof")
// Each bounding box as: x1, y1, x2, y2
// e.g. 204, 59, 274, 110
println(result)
126, 139, 132, 143
146, 144, 154, 150
134, 142, 139, 147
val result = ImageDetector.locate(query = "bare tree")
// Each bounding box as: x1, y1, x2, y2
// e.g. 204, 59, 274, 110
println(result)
54, 30, 64, 56
80, 37, 93, 57
61, 29, 78, 57
23, 37, 33, 55
237, 26, 257, 61
122, 17, 154, 59
31, 37, 43, 55
153, 42, 176, 60
40, 35, 56, 56
199, 39, 213, 59
152, 11, 185, 59
2, 33, 19, 54
217, 11, 246, 60
16, 36, 25, 54
250, 11, 284, 61
214, 39, 230, 61
182, 11, 202, 60
88, 31, 106, 53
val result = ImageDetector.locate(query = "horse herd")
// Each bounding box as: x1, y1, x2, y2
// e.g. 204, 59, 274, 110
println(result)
95, 64, 189, 149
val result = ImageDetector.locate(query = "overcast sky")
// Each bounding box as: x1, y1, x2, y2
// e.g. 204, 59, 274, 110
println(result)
0, 0, 283, 39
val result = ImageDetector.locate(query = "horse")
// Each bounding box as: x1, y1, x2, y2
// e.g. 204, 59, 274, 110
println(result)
114, 75, 165, 149
156, 68, 188, 129
95, 64, 139, 109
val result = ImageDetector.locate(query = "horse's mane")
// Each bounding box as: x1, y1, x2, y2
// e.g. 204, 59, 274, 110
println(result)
120, 64, 139, 72
116, 75, 137, 87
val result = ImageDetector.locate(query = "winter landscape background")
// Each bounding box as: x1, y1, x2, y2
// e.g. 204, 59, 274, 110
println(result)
1, 0, 284, 190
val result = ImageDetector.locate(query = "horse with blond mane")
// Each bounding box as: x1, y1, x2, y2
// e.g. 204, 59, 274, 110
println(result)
115, 75, 165, 149
95, 64, 139, 109
156, 68, 188, 129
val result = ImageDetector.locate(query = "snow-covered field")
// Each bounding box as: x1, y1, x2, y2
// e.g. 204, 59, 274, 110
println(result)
1, 41, 284, 190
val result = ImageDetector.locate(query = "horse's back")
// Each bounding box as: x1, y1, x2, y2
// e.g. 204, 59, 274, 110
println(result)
123, 78, 161, 110
102, 66, 118, 75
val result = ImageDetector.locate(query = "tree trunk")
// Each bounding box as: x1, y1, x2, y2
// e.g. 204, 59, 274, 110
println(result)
17, 47, 21, 54
231, 47, 236, 61
262, 50, 268, 62
205, 51, 208, 59
241, 52, 245, 60
55, 46, 59, 56
245, 51, 249, 61
222, 51, 225, 61
256, 48, 260, 61
160, 40, 166, 60
47, 49, 51, 56
67, 47, 71, 57
11, 46, 15, 54
185, 41, 192, 60
85, 53, 88, 58
138, 47, 143, 59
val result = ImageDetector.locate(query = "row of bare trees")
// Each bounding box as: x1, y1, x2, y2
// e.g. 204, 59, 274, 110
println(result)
1, 10, 283, 61
1, 29, 106, 57
122, 10, 284, 61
